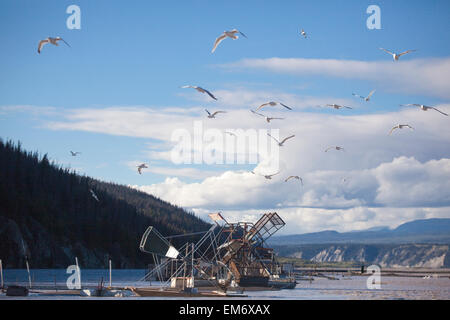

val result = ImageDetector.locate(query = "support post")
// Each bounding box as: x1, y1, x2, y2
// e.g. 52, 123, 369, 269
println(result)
25, 257, 31, 289
191, 243, 194, 288
0, 259, 3, 289
109, 259, 112, 288
75, 257, 81, 289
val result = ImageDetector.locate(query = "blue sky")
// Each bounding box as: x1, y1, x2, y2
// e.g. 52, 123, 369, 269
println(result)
1, 0, 449, 108
1, 0, 450, 233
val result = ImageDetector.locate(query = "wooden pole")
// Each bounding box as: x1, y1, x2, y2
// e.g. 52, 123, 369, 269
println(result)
191, 243, 194, 288
109, 259, 112, 288
0, 259, 3, 289
75, 257, 81, 289
25, 257, 32, 289
183, 245, 188, 290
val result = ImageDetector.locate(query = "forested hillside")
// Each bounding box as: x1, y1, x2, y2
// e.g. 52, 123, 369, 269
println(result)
0, 139, 210, 268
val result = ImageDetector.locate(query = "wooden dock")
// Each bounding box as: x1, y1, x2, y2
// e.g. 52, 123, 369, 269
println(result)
130, 287, 247, 298
293, 267, 450, 278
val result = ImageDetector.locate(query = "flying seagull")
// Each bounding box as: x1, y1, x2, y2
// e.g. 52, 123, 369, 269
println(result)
38, 37, 71, 54
70, 151, 81, 156
225, 131, 237, 137
89, 189, 99, 202
325, 146, 345, 152
379, 48, 416, 61
262, 171, 281, 180
251, 110, 284, 123
137, 163, 148, 174
205, 109, 226, 118
300, 29, 307, 38
181, 85, 217, 100
285, 175, 303, 186
389, 124, 414, 135
212, 29, 247, 53
251, 170, 280, 180
264, 172, 280, 180
267, 133, 295, 146
400, 104, 448, 116
255, 101, 292, 111
326, 104, 353, 110
352, 90, 376, 102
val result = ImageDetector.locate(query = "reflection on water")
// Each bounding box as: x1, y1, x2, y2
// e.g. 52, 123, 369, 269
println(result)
1, 269, 449, 300
1, 269, 148, 288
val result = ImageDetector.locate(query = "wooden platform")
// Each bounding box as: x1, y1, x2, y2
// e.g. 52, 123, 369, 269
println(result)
29, 289, 81, 296
130, 287, 247, 298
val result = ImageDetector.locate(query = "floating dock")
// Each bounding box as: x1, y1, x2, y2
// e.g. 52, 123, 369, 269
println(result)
130, 287, 247, 298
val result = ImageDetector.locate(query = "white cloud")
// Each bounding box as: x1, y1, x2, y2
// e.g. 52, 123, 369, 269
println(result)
373, 157, 450, 207
221, 57, 450, 99
191, 206, 450, 235
184, 88, 353, 110
0, 105, 58, 116
135, 165, 220, 179
133, 157, 450, 211
45, 106, 201, 140
8, 101, 450, 234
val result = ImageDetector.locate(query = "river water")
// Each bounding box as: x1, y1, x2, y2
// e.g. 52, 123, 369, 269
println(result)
0, 269, 449, 300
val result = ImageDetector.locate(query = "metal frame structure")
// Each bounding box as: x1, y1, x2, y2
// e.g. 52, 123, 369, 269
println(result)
139, 212, 287, 291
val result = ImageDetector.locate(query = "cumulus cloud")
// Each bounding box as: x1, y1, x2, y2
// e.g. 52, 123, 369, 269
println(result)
191, 206, 450, 235
133, 157, 450, 211
11, 100, 450, 233
43, 103, 450, 168
220, 57, 450, 99
373, 157, 450, 207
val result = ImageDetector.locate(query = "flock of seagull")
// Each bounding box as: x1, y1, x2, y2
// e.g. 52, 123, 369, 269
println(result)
39, 25, 448, 196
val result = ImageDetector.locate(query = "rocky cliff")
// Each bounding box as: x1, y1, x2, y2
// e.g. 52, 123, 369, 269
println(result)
274, 244, 450, 268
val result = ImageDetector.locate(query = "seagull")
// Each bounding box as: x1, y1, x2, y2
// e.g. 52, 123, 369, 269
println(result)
225, 131, 237, 137
89, 189, 99, 202
267, 133, 295, 146
262, 171, 281, 180
389, 124, 414, 135
400, 104, 448, 116
300, 29, 307, 38
251, 110, 284, 123
205, 109, 226, 119
285, 175, 303, 186
38, 37, 71, 54
379, 48, 416, 61
352, 90, 376, 102
137, 163, 148, 174
180, 85, 217, 100
70, 151, 81, 156
325, 146, 345, 152
252, 170, 280, 180
212, 29, 247, 53
326, 104, 353, 110
255, 101, 292, 111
